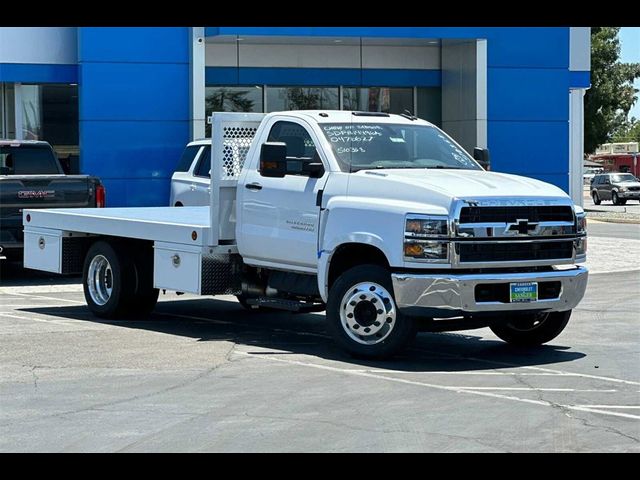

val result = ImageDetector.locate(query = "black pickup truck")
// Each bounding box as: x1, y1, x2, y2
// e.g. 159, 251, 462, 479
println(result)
0, 140, 104, 262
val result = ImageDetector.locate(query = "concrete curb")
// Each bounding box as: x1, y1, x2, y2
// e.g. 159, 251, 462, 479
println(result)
584, 213, 640, 224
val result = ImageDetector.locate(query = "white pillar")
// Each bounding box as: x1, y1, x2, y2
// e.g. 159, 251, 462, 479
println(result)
190, 27, 206, 140
569, 88, 586, 207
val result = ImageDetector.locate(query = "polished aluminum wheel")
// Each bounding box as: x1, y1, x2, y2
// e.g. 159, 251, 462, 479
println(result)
87, 254, 113, 306
340, 282, 396, 345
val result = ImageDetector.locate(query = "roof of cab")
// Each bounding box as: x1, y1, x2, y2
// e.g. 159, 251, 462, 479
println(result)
271, 110, 433, 126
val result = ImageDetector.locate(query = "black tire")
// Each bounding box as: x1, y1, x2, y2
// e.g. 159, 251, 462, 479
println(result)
127, 244, 159, 317
591, 191, 601, 205
82, 240, 136, 318
326, 264, 417, 359
612, 191, 621, 205
489, 310, 571, 346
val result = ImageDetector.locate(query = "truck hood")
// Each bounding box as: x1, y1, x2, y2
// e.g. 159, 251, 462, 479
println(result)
346, 169, 571, 213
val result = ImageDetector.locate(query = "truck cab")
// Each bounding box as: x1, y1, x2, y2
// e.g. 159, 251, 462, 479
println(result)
22, 111, 588, 358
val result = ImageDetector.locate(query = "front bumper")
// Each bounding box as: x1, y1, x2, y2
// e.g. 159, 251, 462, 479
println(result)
618, 191, 640, 199
391, 266, 588, 315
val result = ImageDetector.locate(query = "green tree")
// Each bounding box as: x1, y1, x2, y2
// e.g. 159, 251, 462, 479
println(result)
613, 117, 640, 144
584, 27, 640, 153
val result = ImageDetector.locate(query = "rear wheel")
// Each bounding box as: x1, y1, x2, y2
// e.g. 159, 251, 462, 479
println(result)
591, 191, 601, 205
83, 241, 135, 318
489, 310, 571, 346
326, 265, 417, 359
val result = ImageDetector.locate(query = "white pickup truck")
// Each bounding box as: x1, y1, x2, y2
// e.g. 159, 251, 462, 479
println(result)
23, 111, 588, 358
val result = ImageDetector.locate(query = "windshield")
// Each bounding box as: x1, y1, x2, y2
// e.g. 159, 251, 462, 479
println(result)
320, 123, 482, 172
611, 173, 637, 183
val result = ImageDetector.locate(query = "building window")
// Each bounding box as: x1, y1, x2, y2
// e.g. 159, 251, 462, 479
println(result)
205, 86, 263, 136
266, 87, 339, 113
342, 87, 413, 115
18, 84, 79, 171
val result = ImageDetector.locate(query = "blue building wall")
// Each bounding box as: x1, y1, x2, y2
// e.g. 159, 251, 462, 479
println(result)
78, 27, 191, 207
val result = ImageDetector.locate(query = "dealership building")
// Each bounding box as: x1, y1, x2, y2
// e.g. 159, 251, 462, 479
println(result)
0, 27, 590, 206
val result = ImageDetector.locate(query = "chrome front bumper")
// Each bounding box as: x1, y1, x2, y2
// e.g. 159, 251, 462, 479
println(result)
618, 191, 640, 199
391, 266, 588, 314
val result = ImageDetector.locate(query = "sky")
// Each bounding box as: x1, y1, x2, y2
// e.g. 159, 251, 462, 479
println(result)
619, 27, 640, 120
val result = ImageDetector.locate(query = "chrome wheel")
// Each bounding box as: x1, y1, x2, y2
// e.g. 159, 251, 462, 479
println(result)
340, 282, 396, 345
87, 254, 113, 306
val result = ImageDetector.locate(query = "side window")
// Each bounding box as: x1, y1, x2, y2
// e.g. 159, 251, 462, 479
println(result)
175, 145, 202, 172
267, 121, 317, 159
195, 146, 212, 178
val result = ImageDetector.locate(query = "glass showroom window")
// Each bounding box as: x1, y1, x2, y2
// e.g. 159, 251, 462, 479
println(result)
20, 84, 79, 171
205, 86, 263, 136
343, 87, 413, 115
266, 87, 339, 113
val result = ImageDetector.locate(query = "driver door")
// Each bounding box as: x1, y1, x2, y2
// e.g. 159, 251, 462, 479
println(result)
239, 119, 329, 270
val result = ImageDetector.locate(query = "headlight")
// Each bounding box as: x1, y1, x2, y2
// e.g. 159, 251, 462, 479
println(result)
405, 215, 448, 237
576, 213, 587, 235
619, 187, 627, 192
404, 215, 449, 262
404, 240, 449, 261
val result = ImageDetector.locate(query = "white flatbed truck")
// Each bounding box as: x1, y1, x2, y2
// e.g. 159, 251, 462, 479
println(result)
23, 111, 588, 358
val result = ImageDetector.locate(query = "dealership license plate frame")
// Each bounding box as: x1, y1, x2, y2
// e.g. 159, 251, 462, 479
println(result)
510, 281, 538, 303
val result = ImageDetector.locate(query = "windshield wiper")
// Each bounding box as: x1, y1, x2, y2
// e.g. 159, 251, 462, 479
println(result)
424, 166, 464, 169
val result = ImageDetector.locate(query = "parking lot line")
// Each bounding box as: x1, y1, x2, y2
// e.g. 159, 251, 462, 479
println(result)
235, 350, 640, 420
453, 387, 617, 392
410, 348, 640, 386
3, 291, 85, 304
571, 405, 640, 409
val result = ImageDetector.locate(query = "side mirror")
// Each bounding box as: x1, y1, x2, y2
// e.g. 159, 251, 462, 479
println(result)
473, 147, 491, 171
260, 142, 287, 178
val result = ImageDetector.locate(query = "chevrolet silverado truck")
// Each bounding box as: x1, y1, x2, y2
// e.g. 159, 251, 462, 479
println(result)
1, 140, 104, 262
22, 112, 588, 358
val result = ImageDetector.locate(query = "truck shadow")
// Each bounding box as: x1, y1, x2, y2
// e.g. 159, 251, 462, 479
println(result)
20, 296, 586, 373
0, 260, 81, 287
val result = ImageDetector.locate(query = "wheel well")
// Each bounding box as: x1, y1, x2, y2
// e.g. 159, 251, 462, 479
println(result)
175, 201, 183, 207
328, 243, 390, 289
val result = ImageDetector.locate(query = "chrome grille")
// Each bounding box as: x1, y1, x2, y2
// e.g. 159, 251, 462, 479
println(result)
458, 241, 574, 263
459, 206, 574, 224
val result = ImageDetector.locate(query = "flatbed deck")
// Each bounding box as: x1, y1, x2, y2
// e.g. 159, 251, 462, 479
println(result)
24, 206, 212, 246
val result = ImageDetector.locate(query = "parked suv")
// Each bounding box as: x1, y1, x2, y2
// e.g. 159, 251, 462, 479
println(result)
590, 172, 640, 205
169, 139, 211, 206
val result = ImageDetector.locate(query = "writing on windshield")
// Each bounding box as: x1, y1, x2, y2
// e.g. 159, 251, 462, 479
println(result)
320, 123, 481, 172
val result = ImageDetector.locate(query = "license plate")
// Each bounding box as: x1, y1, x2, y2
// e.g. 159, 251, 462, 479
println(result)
510, 282, 538, 303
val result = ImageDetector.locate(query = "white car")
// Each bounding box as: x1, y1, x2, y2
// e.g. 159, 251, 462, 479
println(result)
169, 139, 211, 206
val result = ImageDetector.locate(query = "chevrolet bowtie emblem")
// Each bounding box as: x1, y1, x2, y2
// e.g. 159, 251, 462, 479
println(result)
506, 219, 538, 235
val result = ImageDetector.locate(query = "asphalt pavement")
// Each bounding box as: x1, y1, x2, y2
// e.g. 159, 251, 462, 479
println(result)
0, 222, 638, 452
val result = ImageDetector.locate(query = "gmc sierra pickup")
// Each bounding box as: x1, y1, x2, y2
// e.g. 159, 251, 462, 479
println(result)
22, 111, 588, 358
0, 140, 104, 261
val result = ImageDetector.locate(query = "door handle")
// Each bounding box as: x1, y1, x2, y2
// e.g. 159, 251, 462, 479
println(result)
245, 182, 263, 191
190, 184, 197, 191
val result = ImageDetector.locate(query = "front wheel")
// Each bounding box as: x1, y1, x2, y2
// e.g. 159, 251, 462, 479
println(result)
326, 265, 417, 359
489, 310, 571, 346
612, 191, 625, 205
591, 191, 601, 205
